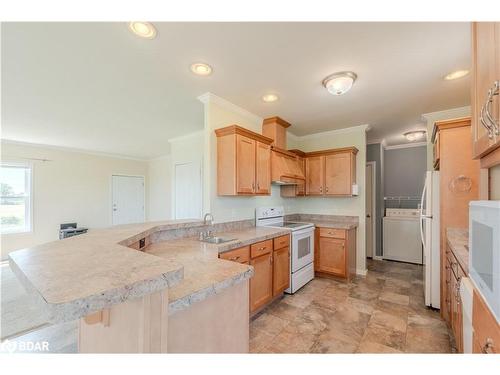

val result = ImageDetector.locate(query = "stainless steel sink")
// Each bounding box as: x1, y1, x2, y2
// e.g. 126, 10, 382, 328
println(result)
200, 236, 236, 244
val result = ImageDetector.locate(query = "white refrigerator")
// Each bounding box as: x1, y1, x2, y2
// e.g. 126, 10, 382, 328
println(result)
420, 171, 440, 309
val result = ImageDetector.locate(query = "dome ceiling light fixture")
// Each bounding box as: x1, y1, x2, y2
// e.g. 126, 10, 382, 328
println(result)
444, 69, 469, 81
404, 130, 427, 142
128, 22, 157, 39
322, 71, 357, 95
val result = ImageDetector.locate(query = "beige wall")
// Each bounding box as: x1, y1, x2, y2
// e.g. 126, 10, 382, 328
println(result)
148, 156, 172, 221
422, 106, 471, 170
294, 126, 368, 274
1, 141, 149, 259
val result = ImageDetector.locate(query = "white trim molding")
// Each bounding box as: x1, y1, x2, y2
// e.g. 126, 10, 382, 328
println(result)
421, 106, 471, 123
197, 92, 263, 125
356, 268, 368, 276
293, 123, 370, 141
384, 142, 427, 150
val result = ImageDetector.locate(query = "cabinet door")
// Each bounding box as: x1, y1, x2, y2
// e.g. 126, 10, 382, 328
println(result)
273, 247, 290, 296
444, 254, 452, 323
471, 22, 500, 158
236, 135, 256, 194
255, 141, 271, 194
318, 237, 346, 277
324, 152, 352, 195
305, 156, 324, 195
250, 253, 273, 312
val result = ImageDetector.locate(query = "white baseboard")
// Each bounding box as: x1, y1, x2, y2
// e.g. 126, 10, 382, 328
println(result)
356, 268, 368, 276
373, 255, 383, 260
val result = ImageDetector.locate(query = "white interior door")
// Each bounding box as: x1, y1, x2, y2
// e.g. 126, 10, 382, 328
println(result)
174, 162, 202, 219
366, 163, 374, 258
112, 175, 145, 225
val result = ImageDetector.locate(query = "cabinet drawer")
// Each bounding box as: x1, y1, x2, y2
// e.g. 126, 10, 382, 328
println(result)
273, 235, 290, 250
319, 227, 346, 239
473, 289, 500, 354
219, 246, 250, 264
251, 239, 273, 258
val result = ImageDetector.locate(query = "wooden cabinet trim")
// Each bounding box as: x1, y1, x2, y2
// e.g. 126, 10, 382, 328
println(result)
273, 235, 290, 250
319, 227, 346, 239
219, 246, 250, 264
215, 125, 273, 145
250, 239, 273, 259
305, 147, 358, 157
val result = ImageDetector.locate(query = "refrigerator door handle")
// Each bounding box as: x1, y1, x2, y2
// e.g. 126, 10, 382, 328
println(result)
419, 178, 427, 250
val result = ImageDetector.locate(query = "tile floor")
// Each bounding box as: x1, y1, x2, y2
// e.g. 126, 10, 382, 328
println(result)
250, 259, 454, 353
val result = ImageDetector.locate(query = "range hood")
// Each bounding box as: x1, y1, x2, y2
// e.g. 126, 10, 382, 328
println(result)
271, 147, 305, 185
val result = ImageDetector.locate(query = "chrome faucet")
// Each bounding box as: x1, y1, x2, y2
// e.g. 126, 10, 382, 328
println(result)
203, 213, 214, 226
199, 213, 215, 240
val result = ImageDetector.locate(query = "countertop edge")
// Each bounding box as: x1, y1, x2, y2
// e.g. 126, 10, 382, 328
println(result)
168, 266, 254, 315
217, 228, 291, 254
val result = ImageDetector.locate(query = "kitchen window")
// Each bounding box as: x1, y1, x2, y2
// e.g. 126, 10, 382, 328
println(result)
0, 163, 32, 234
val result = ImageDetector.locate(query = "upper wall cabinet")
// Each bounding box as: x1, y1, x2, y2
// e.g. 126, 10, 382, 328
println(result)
215, 125, 273, 196
305, 147, 358, 197
471, 22, 500, 164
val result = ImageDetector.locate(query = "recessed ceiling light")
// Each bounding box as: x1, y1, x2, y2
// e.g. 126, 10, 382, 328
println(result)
190, 63, 213, 76
323, 71, 357, 95
262, 94, 279, 103
404, 130, 426, 142
128, 22, 157, 39
444, 69, 469, 80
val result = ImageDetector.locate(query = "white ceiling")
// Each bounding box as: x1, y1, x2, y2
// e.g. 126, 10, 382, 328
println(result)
2, 22, 470, 159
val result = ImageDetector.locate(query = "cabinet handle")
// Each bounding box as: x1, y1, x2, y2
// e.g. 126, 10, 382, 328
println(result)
480, 80, 499, 138
326, 187, 329, 192
252, 183, 255, 191
484, 80, 499, 136
482, 338, 494, 354
229, 256, 240, 261
257, 182, 260, 190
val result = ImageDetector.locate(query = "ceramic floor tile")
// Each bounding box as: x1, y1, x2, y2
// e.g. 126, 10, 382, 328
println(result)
379, 291, 410, 306
250, 312, 289, 336
356, 339, 403, 353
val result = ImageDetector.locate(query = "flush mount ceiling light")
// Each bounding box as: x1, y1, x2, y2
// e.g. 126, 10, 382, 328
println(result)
322, 71, 357, 95
444, 69, 469, 81
128, 22, 157, 39
190, 63, 213, 76
262, 94, 279, 103
404, 130, 427, 142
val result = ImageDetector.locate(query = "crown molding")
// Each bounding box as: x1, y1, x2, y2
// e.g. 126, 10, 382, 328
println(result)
167, 130, 204, 144
1, 138, 150, 162
384, 142, 427, 150
197, 92, 263, 125
421, 106, 471, 123
293, 124, 370, 141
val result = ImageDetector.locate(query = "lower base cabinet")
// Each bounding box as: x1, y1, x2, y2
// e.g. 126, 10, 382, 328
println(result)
472, 288, 500, 354
314, 227, 356, 280
250, 253, 273, 312
445, 245, 465, 353
219, 234, 290, 314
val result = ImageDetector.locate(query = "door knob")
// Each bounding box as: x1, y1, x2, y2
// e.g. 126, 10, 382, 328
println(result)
366, 214, 371, 218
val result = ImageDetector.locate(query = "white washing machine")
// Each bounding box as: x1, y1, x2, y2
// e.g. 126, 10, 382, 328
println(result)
383, 208, 422, 264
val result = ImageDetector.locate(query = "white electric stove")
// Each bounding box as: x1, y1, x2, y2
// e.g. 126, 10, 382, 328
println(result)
256, 207, 314, 293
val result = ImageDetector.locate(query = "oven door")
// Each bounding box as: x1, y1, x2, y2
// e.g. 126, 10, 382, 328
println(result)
291, 227, 314, 272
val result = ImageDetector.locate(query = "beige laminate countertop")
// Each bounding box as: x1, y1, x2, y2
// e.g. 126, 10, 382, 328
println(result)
144, 226, 291, 314
8, 219, 205, 323
285, 214, 359, 230
446, 228, 469, 274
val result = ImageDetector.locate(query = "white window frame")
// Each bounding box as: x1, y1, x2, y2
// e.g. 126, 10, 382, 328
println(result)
0, 161, 33, 235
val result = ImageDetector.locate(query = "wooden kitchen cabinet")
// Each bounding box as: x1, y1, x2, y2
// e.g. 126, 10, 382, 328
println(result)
236, 135, 256, 194
433, 118, 479, 319
472, 288, 500, 354
273, 246, 290, 296
255, 141, 272, 194
305, 156, 324, 195
471, 22, 500, 161
215, 125, 273, 196
445, 244, 466, 353
249, 253, 273, 312
305, 148, 358, 197
220, 234, 291, 314
315, 227, 356, 281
